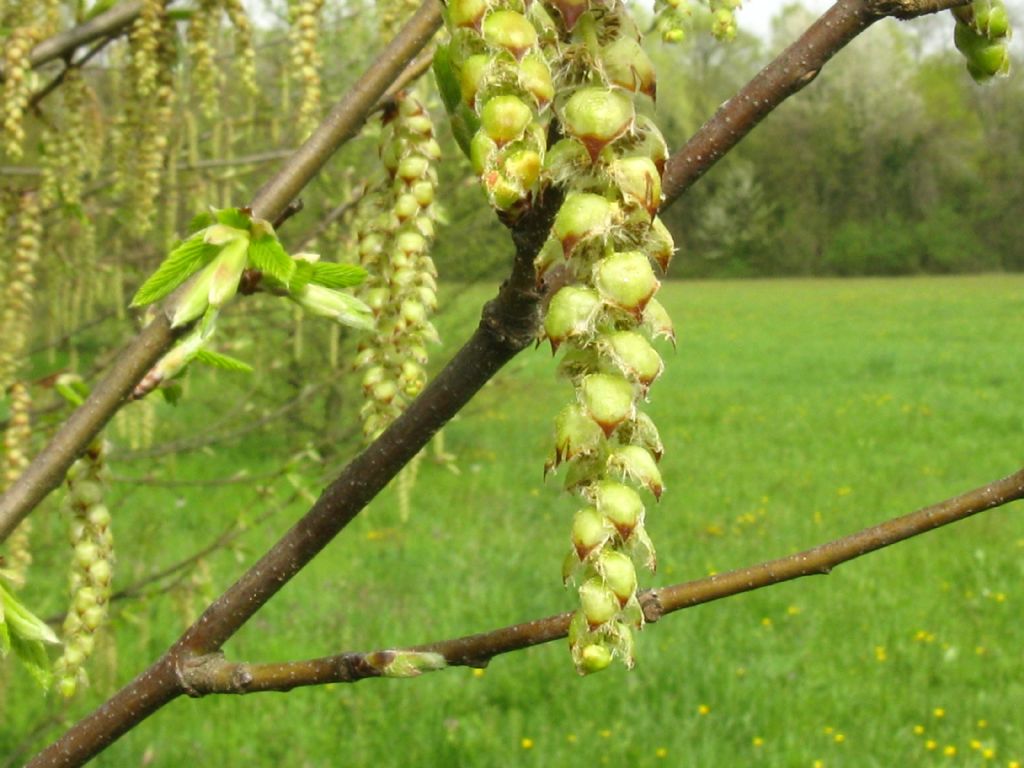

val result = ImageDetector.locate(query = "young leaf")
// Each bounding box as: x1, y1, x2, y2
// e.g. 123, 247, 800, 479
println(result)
214, 207, 252, 230
188, 211, 216, 232
193, 348, 254, 373
131, 236, 221, 307
9, 632, 52, 690
291, 259, 316, 293
311, 261, 367, 289
247, 234, 296, 287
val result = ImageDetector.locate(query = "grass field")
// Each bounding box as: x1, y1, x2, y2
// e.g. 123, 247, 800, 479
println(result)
4, 276, 1024, 767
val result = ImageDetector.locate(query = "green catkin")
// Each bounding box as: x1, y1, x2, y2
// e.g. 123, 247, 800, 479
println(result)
54, 437, 113, 698
354, 94, 442, 442
952, 0, 1012, 81
223, 0, 259, 97
1, 25, 37, 159
289, 0, 325, 140
532, 0, 675, 673
2, 382, 33, 587
442, 0, 556, 213
188, 0, 220, 119
0, 192, 41, 390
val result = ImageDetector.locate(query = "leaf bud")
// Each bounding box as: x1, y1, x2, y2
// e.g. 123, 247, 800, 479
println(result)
207, 237, 249, 308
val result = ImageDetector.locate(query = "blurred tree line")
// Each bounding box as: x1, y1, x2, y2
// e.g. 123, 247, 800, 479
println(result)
649, 4, 1024, 278
434, 3, 1024, 279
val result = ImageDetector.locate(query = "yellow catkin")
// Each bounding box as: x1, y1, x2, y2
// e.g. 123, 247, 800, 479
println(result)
1, 25, 38, 159
223, 0, 258, 97
188, 0, 220, 119
54, 437, 113, 698
289, 0, 325, 139
2, 382, 33, 587
0, 192, 41, 389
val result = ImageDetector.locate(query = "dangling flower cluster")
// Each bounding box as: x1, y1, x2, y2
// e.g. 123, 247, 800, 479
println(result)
653, 0, 690, 42
438, 0, 557, 212
289, 0, 325, 139
533, 0, 674, 674
2, 382, 33, 587
354, 94, 442, 440
1, 25, 37, 159
113, 0, 175, 234
708, 0, 740, 41
952, 0, 1011, 81
223, 0, 259, 97
188, 0, 220, 119
379, 0, 420, 41
40, 68, 102, 209
53, 435, 113, 698
0, 192, 41, 389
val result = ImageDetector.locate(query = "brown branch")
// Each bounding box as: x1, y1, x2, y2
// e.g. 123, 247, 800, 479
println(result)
0, 0, 444, 545
25, 0, 974, 762
178, 466, 1024, 695
661, 0, 968, 206
0, 0, 160, 83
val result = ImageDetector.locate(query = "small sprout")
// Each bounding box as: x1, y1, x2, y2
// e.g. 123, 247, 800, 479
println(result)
605, 330, 663, 388
368, 650, 448, 678
519, 53, 554, 107
601, 38, 657, 98
612, 156, 662, 216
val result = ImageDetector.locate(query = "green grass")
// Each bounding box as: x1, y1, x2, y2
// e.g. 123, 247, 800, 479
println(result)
4, 276, 1024, 767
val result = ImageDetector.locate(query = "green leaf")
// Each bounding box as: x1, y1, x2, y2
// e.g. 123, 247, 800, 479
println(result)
433, 44, 462, 115
9, 632, 52, 690
247, 235, 295, 287
161, 384, 183, 405
215, 207, 252, 230
310, 262, 367, 289
193, 349, 254, 373
131, 236, 221, 307
291, 259, 315, 293
0, 617, 10, 657
188, 211, 215, 232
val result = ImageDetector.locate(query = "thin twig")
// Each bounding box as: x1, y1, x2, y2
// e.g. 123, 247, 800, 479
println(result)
178, 467, 1024, 694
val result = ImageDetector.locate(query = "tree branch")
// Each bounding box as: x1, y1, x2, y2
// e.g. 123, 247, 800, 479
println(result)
24, 0, 978, 762
0, 1, 154, 83
175, 466, 1024, 694
0, 0, 444, 544
661, 0, 968, 206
